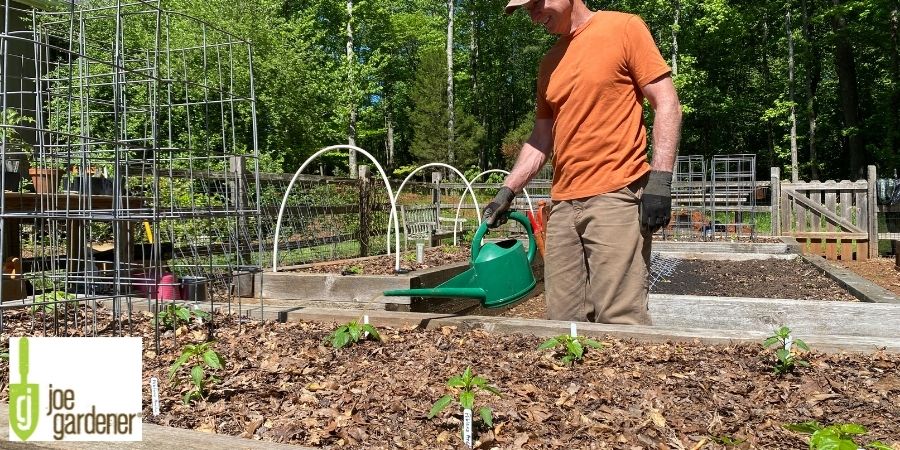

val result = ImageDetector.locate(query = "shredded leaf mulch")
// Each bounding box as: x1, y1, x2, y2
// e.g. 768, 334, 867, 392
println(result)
1, 311, 897, 449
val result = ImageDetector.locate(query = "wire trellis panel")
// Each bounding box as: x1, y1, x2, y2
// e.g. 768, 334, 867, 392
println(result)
0, 0, 261, 347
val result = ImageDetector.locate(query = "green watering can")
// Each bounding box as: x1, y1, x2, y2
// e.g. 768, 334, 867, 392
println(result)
383, 210, 537, 308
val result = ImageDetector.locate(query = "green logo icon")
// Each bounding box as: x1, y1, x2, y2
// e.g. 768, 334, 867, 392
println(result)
9, 337, 39, 441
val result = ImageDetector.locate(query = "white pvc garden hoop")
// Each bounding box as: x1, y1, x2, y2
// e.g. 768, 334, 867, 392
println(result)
271, 145, 399, 273
454, 169, 535, 242
386, 163, 480, 271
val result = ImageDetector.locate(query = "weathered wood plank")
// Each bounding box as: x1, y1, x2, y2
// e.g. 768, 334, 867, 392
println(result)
781, 181, 867, 190
841, 240, 852, 261
790, 232, 868, 239
785, 189, 865, 233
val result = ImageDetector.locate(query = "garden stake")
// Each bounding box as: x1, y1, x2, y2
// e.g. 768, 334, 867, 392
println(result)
462, 408, 473, 448
570, 322, 577, 338
383, 211, 537, 308
150, 377, 160, 416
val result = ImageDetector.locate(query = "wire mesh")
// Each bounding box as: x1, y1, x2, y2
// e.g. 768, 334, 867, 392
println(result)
709, 154, 757, 239
0, 1, 261, 345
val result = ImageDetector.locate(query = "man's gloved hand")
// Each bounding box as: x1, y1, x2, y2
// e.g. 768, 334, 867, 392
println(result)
640, 171, 672, 233
482, 186, 516, 228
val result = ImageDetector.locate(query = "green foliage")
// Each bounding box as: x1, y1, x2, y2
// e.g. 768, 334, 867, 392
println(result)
153, 303, 211, 331
709, 434, 747, 446
168, 341, 224, 405
538, 334, 604, 365
428, 367, 501, 428
328, 320, 381, 348
783, 421, 891, 450
31, 291, 75, 314
763, 326, 810, 375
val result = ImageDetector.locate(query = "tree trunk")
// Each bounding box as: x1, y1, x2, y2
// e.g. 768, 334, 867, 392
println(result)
671, 0, 680, 76
472, 9, 485, 170
446, 0, 455, 165
890, 7, 899, 157
385, 101, 395, 169
347, 0, 358, 178
762, 20, 775, 168
802, 0, 821, 180
787, 0, 798, 182
830, 0, 864, 179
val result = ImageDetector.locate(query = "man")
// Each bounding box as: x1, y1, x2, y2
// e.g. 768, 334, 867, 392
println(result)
483, 0, 682, 325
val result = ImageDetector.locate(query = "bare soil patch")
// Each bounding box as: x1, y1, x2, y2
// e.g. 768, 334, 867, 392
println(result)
1, 311, 897, 449
292, 245, 470, 275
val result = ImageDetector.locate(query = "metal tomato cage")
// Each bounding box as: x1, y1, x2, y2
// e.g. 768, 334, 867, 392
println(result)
0, 0, 262, 346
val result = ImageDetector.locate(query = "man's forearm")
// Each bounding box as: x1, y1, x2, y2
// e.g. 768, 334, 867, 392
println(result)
650, 101, 682, 172
503, 142, 549, 193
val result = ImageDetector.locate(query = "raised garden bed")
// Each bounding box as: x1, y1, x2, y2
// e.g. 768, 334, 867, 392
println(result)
2, 310, 896, 448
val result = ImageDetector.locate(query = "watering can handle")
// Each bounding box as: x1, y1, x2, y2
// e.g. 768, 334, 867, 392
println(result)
471, 211, 536, 264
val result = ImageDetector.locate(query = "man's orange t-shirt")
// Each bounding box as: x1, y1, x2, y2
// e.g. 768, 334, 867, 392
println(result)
536, 11, 671, 200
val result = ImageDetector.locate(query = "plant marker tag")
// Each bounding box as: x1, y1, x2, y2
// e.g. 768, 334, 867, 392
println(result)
570, 322, 577, 338
150, 376, 160, 416
784, 334, 793, 352
363, 315, 369, 339
462, 408, 473, 448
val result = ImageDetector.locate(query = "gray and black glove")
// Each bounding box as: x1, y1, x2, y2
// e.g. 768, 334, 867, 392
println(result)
482, 186, 516, 228
640, 171, 672, 233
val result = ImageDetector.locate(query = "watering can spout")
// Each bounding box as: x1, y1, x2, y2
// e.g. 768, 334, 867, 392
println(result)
382, 287, 487, 300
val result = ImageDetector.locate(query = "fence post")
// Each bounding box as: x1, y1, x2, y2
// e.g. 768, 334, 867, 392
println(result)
358, 165, 371, 257
770, 167, 781, 236
431, 171, 442, 234
867, 165, 877, 258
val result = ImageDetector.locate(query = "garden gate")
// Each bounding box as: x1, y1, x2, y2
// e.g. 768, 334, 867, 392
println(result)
770, 166, 878, 260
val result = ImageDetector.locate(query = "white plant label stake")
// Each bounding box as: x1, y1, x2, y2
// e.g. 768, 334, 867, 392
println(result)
462, 408, 473, 448
150, 376, 160, 416
784, 334, 793, 352
570, 322, 577, 338
363, 315, 369, 339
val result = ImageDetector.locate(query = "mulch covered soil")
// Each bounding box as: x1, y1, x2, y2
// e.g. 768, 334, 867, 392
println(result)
839, 258, 900, 297
3, 312, 898, 449
292, 245, 471, 275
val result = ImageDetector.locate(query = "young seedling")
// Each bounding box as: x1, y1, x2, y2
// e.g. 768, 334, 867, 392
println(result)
428, 367, 502, 429
328, 320, 381, 348
538, 334, 603, 365
763, 326, 810, 375
340, 265, 363, 275
168, 341, 224, 404
784, 421, 892, 450
153, 303, 210, 331
31, 291, 75, 314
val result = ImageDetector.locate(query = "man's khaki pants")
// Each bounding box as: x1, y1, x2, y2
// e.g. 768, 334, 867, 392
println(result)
543, 182, 652, 325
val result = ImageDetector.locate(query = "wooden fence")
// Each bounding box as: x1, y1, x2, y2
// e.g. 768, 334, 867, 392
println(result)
771, 166, 878, 260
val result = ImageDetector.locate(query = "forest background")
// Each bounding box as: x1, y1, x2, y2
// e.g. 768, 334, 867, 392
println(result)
163, 0, 899, 182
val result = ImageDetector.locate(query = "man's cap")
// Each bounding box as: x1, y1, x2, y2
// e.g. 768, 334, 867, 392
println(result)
505, 0, 532, 14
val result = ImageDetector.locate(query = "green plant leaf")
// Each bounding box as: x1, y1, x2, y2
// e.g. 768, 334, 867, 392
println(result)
183, 390, 195, 405
459, 390, 475, 410
581, 338, 603, 349
191, 365, 205, 388
479, 406, 493, 428
169, 351, 192, 379
776, 348, 791, 363
482, 384, 502, 397
194, 309, 211, 319
175, 307, 191, 322
428, 395, 453, 418
471, 376, 487, 388
784, 421, 822, 433
567, 339, 584, 360
836, 423, 866, 435
203, 350, 223, 369
348, 324, 361, 342
794, 339, 810, 351
361, 324, 381, 341
763, 336, 780, 348
331, 330, 351, 348
867, 442, 893, 450
447, 375, 466, 388
538, 337, 559, 350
